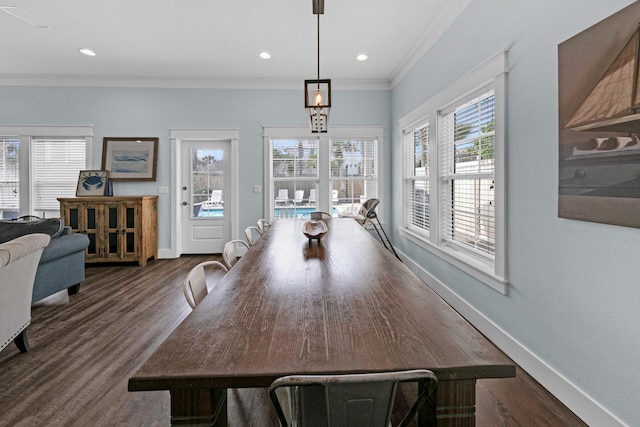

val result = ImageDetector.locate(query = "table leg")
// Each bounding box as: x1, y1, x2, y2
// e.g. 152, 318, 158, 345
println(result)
169, 388, 227, 426
419, 379, 476, 426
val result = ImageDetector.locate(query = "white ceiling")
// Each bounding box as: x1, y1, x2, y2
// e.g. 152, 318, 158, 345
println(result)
0, 0, 470, 89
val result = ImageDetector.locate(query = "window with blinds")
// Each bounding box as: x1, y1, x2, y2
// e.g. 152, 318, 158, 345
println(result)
398, 51, 506, 292
439, 89, 495, 260
403, 123, 430, 234
0, 138, 19, 217
271, 139, 319, 218
330, 138, 377, 213
31, 137, 87, 213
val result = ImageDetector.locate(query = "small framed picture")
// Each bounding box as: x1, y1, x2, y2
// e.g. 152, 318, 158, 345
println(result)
102, 137, 158, 181
76, 170, 110, 196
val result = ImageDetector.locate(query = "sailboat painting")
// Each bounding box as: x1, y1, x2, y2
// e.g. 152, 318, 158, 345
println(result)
559, 2, 640, 228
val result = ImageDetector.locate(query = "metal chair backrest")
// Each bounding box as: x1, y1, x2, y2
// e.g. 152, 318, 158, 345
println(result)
257, 218, 271, 233
222, 239, 250, 269
183, 261, 228, 309
244, 226, 263, 247
269, 369, 437, 427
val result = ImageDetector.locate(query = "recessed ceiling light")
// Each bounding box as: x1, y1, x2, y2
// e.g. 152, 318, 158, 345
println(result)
356, 54, 368, 61
78, 48, 96, 57
259, 52, 272, 59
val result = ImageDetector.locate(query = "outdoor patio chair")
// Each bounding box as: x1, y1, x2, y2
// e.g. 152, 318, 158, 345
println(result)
294, 190, 304, 205
309, 189, 317, 205
269, 369, 438, 427
202, 190, 223, 209
276, 189, 289, 205
332, 189, 339, 204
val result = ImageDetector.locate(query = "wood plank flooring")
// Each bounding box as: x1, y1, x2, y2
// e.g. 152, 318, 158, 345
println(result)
0, 255, 588, 426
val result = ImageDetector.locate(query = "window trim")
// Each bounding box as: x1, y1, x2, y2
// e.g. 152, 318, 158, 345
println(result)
398, 50, 508, 294
263, 126, 384, 222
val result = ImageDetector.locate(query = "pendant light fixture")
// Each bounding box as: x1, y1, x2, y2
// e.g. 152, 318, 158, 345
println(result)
304, 0, 331, 133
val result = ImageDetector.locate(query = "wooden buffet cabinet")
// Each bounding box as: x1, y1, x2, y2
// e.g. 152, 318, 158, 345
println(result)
58, 196, 158, 266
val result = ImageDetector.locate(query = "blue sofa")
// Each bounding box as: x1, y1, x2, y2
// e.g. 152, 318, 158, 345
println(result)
32, 226, 89, 303
0, 218, 90, 303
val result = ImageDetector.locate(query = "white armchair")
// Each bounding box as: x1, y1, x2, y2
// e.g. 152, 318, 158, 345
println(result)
0, 233, 50, 353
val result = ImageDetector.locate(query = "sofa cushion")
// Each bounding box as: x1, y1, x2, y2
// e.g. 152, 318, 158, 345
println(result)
0, 217, 65, 244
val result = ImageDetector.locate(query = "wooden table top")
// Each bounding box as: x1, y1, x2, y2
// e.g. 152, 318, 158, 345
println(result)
129, 218, 514, 392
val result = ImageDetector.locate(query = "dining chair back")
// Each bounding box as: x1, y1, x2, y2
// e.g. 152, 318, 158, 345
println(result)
244, 226, 263, 247
256, 218, 271, 233
222, 239, 250, 269
269, 369, 437, 427
182, 260, 228, 309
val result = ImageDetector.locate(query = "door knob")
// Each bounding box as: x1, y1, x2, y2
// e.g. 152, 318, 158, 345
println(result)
182, 201, 188, 206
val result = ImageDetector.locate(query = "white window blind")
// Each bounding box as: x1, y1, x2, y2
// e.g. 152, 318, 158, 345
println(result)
31, 137, 87, 211
403, 124, 430, 234
439, 89, 496, 260
330, 138, 377, 212
0, 138, 19, 214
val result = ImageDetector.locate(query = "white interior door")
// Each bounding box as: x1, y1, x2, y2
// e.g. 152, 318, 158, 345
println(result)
181, 140, 231, 253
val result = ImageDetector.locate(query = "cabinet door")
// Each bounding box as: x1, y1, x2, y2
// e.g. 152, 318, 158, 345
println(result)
103, 202, 124, 260
120, 202, 139, 260
83, 202, 103, 260
60, 201, 83, 233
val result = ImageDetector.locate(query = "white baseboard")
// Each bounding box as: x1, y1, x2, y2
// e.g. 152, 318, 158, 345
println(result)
398, 249, 628, 427
158, 248, 176, 259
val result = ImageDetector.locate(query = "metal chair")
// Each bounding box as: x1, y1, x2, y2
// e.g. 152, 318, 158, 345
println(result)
257, 218, 271, 233
269, 369, 437, 427
244, 225, 263, 247
222, 239, 250, 269
182, 260, 228, 309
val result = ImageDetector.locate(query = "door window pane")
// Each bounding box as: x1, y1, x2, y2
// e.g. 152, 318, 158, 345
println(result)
192, 149, 224, 218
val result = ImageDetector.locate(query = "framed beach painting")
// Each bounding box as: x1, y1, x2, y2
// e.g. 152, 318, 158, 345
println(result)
102, 137, 158, 181
76, 170, 109, 196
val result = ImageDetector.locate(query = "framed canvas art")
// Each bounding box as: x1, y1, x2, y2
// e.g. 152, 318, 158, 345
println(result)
558, 2, 640, 228
102, 137, 158, 181
76, 170, 109, 196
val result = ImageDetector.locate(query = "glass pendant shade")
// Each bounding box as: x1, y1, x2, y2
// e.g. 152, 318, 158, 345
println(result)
305, 79, 331, 133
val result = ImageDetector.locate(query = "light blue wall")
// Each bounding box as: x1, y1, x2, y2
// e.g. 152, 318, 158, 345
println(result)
391, 0, 638, 425
0, 86, 391, 248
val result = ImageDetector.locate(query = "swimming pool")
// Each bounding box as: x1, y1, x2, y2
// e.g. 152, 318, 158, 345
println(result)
272, 206, 338, 219
197, 206, 340, 218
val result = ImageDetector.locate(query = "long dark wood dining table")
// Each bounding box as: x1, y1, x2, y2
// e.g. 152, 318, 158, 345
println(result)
128, 218, 515, 426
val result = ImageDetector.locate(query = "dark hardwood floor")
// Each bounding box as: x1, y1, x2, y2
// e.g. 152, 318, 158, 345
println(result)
0, 255, 587, 426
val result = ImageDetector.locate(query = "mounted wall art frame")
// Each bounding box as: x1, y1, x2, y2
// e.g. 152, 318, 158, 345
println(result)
558, 2, 640, 229
102, 137, 158, 181
76, 170, 109, 196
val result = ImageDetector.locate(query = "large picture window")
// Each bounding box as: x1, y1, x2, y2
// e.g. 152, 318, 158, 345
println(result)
264, 127, 383, 221
399, 51, 507, 293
